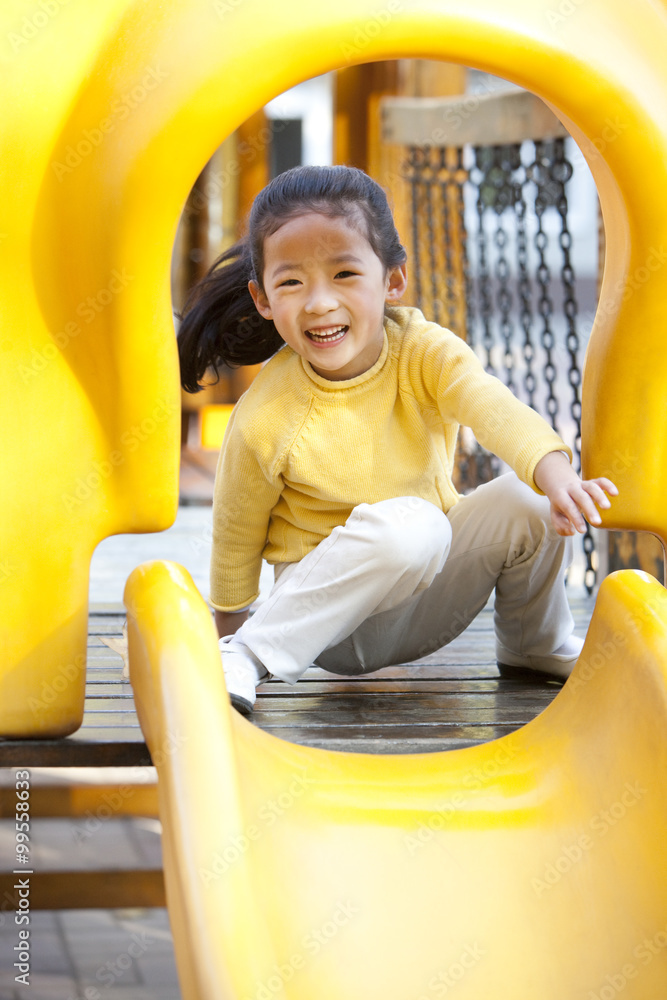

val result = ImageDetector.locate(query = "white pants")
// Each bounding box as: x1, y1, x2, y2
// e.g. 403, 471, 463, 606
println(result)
224, 474, 574, 684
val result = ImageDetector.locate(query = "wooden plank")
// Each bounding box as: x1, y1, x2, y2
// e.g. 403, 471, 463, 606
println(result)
256, 723, 518, 745
251, 679, 548, 695
0, 871, 165, 909
0, 783, 158, 819
257, 736, 504, 755
381, 89, 569, 148
0, 742, 152, 767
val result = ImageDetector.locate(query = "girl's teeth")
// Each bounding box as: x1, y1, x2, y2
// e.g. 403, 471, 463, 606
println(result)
308, 326, 346, 343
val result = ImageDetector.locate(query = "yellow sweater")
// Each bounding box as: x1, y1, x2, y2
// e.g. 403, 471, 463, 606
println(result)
210, 306, 571, 611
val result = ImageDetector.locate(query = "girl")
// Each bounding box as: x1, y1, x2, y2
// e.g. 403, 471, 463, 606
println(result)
178, 165, 616, 716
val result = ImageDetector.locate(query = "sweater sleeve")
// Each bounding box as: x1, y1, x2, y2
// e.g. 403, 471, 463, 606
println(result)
209, 402, 284, 612
419, 325, 572, 491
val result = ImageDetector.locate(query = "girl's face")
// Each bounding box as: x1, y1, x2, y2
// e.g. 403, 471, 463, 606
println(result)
248, 212, 407, 381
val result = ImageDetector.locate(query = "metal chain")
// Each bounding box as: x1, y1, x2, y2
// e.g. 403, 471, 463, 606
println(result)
406, 145, 424, 309
455, 146, 475, 348
531, 140, 559, 431
515, 156, 537, 410
438, 147, 457, 329
423, 149, 441, 325
472, 146, 497, 376
552, 138, 596, 593
492, 145, 521, 395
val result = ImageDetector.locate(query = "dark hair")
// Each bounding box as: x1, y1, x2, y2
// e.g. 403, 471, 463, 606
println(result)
177, 165, 407, 392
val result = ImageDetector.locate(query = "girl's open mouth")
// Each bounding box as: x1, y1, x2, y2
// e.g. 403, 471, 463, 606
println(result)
305, 325, 348, 345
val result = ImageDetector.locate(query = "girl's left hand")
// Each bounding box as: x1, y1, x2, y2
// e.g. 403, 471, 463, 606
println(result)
533, 451, 618, 536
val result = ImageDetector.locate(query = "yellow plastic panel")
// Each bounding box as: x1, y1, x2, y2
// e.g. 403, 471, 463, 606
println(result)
126, 560, 667, 999
1, 7, 665, 740
200, 404, 235, 450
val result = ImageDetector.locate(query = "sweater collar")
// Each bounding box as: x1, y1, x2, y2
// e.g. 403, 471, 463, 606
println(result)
299, 330, 389, 390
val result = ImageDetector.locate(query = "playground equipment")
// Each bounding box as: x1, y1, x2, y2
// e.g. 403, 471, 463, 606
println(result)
126, 561, 667, 999
3, 0, 667, 994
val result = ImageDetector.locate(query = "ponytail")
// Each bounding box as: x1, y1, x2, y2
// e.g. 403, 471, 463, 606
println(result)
177, 240, 283, 393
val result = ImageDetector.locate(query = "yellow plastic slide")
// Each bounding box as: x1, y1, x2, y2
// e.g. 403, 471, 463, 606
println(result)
126, 560, 667, 999
3, 0, 667, 995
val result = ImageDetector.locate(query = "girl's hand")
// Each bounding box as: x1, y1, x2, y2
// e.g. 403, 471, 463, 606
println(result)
533, 451, 618, 536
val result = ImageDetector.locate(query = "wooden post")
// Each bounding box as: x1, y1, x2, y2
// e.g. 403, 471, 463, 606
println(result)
335, 61, 466, 279
229, 109, 270, 398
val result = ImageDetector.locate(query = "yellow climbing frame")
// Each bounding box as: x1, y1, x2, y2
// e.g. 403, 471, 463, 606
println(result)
1, 0, 666, 737
2, 0, 667, 993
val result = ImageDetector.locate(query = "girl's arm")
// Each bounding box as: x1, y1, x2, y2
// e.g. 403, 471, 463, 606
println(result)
215, 608, 249, 638
534, 451, 618, 536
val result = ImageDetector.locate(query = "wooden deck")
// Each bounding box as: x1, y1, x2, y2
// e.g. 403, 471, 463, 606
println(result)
179, 445, 218, 505
0, 594, 595, 766
0, 448, 597, 764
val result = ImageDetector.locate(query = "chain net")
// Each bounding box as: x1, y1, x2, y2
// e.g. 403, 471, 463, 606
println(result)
402, 138, 596, 593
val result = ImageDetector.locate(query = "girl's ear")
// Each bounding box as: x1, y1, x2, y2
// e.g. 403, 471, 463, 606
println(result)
248, 280, 273, 319
385, 263, 408, 303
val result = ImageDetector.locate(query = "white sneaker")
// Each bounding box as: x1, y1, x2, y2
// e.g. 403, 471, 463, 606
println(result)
219, 642, 269, 716
496, 634, 584, 684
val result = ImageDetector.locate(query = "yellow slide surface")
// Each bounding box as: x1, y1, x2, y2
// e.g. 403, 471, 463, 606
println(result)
4, 0, 667, 994
126, 561, 667, 999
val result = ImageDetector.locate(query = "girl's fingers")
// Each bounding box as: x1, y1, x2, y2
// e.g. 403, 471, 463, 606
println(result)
551, 509, 575, 536
595, 477, 619, 496
581, 480, 611, 509
566, 487, 600, 528
551, 478, 618, 536
557, 493, 588, 533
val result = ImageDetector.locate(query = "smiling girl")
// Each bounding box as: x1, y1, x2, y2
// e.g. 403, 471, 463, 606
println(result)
178, 165, 616, 716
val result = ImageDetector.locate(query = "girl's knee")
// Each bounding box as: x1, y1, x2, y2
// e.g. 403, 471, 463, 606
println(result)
493, 474, 553, 529
351, 496, 451, 574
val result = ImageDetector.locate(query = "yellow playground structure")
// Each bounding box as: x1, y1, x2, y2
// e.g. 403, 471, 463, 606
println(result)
2, 0, 667, 996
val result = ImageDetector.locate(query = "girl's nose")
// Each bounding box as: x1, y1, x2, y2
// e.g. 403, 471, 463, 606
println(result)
305, 283, 339, 314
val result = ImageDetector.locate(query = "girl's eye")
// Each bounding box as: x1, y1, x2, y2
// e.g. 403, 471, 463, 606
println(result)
335, 270, 357, 279
278, 278, 300, 287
